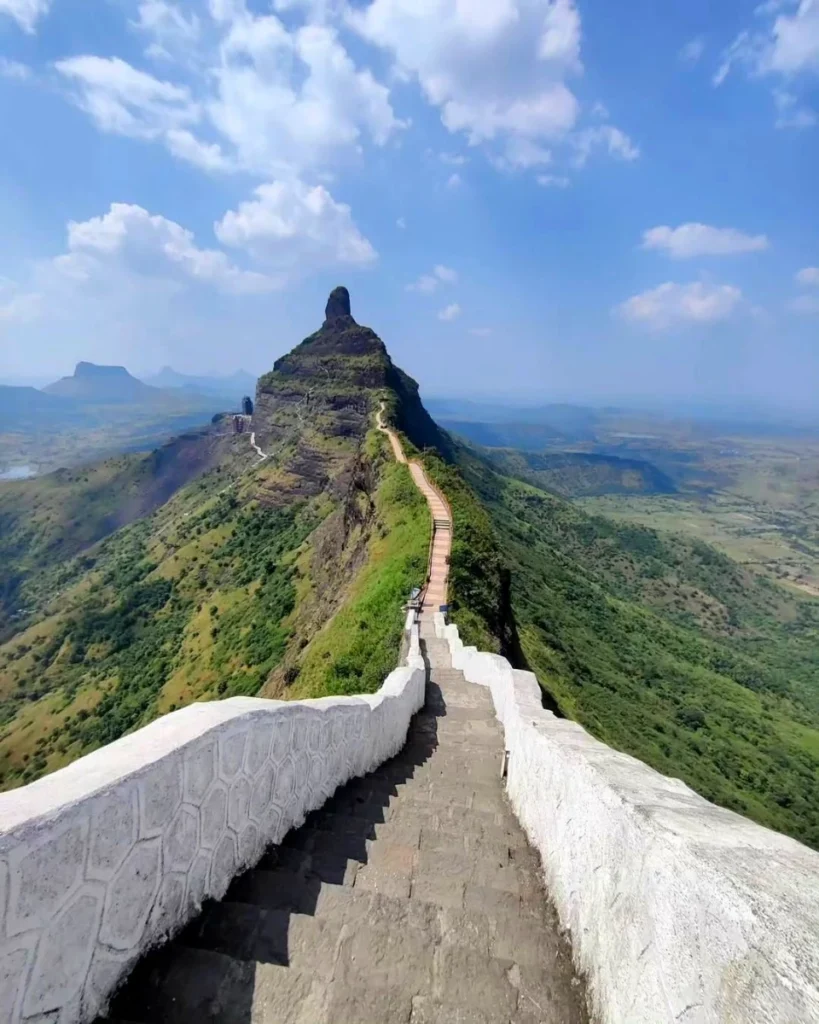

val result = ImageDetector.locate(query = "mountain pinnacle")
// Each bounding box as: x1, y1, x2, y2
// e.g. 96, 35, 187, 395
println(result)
325, 286, 353, 323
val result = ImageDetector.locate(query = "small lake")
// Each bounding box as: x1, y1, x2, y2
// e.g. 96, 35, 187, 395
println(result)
0, 465, 36, 481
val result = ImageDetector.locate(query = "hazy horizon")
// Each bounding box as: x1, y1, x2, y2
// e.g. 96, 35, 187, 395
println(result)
5, 363, 819, 424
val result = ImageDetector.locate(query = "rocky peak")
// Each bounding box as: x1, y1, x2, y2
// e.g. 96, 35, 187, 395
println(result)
74, 362, 133, 380
324, 286, 353, 324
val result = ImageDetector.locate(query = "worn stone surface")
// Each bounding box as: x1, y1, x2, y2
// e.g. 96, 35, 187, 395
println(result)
0, 644, 425, 1024
437, 614, 819, 1024
104, 625, 587, 1023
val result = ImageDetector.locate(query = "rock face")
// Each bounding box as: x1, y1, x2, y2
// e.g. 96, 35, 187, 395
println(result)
324, 285, 352, 322
252, 289, 448, 500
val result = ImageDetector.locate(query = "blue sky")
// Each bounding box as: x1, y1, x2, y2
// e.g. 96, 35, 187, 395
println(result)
0, 0, 817, 405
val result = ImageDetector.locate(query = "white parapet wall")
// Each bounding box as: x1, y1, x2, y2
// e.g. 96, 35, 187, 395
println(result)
434, 613, 819, 1024
0, 623, 425, 1024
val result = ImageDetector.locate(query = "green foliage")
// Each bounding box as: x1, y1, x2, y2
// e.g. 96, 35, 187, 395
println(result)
422, 453, 504, 652
292, 460, 429, 697
0, 495, 320, 786
471, 470, 819, 849
477, 447, 676, 498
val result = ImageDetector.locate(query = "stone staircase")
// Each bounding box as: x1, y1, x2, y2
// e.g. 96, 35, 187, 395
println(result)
98, 623, 586, 1024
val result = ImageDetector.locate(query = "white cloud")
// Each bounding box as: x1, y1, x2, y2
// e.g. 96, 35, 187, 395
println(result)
469, 327, 493, 337
207, 18, 403, 176
773, 88, 818, 127
408, 275, 438, 295
54, 0, 634, 185
0, 0, 50, 33
493, 137, 554, 170
165, 128, 233, 171
572, 124, 639, 166
396, 216, 406, 229
0, 279, 40, 323
133, 1, 201, 61
56, 3, 404, 179
716, 1, 819, 127
55, 57, 199, 140
0, 58, 31, 80
61, 203, 276, 294
434, 264, 458, 283
349, 0, 634, 172
0, 202, 276, 373
796, 266, 819, 285
0, 190, 375, 374
536, 173, 570, 187
642, 223, 769, 259
446, 172, 463, 188
438, 302, 462, 322
764, 0, 819, 75
616, 281, 743, 329
215, 180, 377, 269
789, 294, 819, 313
680, 38, 706, 65
407, 264, 458, 294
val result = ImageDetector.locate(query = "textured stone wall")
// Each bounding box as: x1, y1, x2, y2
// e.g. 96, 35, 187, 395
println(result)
0, 625, 424, 1024
434, 614, 819, 1024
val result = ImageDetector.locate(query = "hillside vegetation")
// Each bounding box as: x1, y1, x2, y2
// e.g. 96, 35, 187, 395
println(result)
436, 442, 819, 849
483, 448, 676, 498
0, 289, 431, 789
3, 290, 818, 852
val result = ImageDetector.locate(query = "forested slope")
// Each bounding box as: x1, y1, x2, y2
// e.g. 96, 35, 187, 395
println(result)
0, 289, 431, 789
430, 442, 819, 849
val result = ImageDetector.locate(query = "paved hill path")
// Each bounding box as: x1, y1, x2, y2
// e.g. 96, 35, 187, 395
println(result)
101, 408, 586, 1024
376, 402, 452, 613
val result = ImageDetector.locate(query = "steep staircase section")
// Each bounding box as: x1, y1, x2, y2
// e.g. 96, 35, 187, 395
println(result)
93, 407, 586, 1023
101, 626, 586, 1024
377, 402, 452, 613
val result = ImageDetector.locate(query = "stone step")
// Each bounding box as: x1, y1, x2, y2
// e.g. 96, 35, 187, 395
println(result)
107, 945, 255, 1024
180, 900, 346, 974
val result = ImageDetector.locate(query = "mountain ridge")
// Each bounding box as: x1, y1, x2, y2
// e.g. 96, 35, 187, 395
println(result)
0, 288, 437, 787
2, 289, 819, 851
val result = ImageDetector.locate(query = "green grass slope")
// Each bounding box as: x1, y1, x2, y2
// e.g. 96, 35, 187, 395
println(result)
483, 447, 676, 498
431, 442, 819, 849
0, 289, 434, 789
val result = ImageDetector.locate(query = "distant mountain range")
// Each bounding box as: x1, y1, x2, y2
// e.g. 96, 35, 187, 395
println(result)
45, 362, 165, 405
0, 363, 241, 430
141, 367, 256, 402
0, 363, 241, 470
0, 385, 85, 430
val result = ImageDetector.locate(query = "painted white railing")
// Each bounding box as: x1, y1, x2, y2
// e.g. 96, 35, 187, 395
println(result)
0, 618, 424, 1024
434, 613, 819, 1024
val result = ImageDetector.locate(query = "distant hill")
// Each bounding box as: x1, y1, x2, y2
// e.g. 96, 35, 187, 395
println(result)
1, 364, 231, 474
427, 399, 601, 439
484, 448, 677, 497
439, 419, 568, 449
45, 362, 164, 404
0, 385, 84, 431
143, 366, 255, 403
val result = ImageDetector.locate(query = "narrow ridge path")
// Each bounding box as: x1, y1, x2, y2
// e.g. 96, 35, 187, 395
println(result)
249, 431, 267, 461
376, 402, 452, 613
100, 404, 587, 1023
